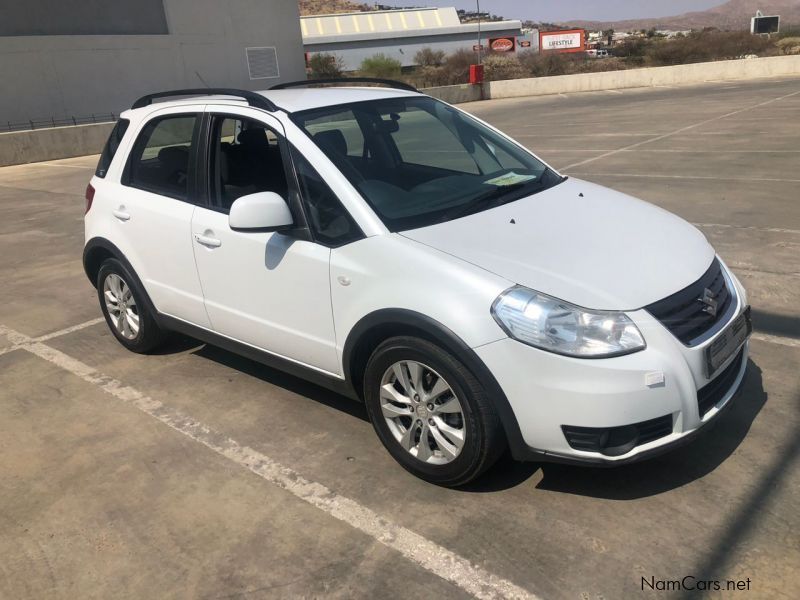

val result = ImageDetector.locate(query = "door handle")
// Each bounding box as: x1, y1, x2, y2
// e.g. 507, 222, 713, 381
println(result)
194, 233, 222, 248
113, 209, 131, 221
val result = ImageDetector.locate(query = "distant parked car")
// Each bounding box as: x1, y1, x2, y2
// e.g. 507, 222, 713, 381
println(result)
587, 48, 610, 58
83, 81, 751, 486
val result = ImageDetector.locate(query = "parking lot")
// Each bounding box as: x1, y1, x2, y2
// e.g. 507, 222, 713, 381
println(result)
1, 76, 798, 599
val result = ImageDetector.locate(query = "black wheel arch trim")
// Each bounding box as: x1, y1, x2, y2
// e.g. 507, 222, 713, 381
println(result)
83, 237, 161, 321
342, 309, 529, 460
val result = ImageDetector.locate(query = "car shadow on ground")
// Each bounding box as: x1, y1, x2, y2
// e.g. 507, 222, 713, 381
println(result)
154, 334, 767, 499
187, 340, 370, 423
466, 360, 767, 497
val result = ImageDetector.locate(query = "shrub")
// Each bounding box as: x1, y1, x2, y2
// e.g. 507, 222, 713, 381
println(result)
308, 53, 344, 79
645, 31, 774, 66
442, 48, 476, 84
415, 47, 446, 67
360, 54, 402, 78
777, 37, 800, 55
481, 54, 527, 81
518, 51, 580, 77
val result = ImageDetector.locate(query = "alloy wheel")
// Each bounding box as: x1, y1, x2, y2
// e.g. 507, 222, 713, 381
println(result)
379, 360, 466, 464
103, 273, 139, 340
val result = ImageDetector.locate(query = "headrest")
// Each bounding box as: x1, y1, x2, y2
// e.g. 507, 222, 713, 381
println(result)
157, 146, 189, 170
237, 128, 269, 148
313, 130, 347, 156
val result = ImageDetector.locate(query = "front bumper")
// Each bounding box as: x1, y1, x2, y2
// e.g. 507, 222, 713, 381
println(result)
475, 274, 750, 466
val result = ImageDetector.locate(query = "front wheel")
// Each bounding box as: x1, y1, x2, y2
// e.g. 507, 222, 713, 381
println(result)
363, 336, 506, 487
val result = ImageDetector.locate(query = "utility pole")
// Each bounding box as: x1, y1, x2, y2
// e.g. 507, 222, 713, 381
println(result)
477, 0, 483, 64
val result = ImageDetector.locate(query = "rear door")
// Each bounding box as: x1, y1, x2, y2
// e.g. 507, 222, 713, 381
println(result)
111, 107, 211, 327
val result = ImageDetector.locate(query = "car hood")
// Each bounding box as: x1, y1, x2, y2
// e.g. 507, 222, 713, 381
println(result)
400, 178, 715, 310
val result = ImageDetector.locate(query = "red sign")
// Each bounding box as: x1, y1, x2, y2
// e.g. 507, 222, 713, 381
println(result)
489, 37, 516, 52
519, 40, 532, 48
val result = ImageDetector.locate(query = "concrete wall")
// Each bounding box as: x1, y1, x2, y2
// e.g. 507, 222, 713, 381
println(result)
4, 55, 799, 166
0, 123, 113, 167
0, 0, 306, 124
486, 55, 800, 100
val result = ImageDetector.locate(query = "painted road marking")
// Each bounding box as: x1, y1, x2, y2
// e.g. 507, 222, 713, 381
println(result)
560, 88, 800, 171
0, 322, 537, 600
567, 172, 800, 184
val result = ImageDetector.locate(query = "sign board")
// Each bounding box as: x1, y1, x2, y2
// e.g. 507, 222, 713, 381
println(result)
751, 15, 780, 34
473, 44, 484, 52
488, 37, 516, 52
539, 29, 585, 54
520, 40, 532, 48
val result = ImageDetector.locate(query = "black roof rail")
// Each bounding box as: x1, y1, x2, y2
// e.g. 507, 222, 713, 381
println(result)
270, 77, 418, 93
131, 88, 278, 112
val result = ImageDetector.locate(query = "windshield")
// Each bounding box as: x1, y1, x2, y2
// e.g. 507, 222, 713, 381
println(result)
292, 97, 564, 231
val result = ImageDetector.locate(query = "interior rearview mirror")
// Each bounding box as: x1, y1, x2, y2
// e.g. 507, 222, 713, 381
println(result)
229, 192, 293, 232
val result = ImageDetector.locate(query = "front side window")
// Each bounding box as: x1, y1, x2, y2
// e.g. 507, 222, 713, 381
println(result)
209, 116, 288, 213
293, 97, 563, 232
126, 115, 197, 200
290, 145, 363, 247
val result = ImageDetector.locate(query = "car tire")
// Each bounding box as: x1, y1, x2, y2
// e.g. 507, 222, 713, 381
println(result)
363, 336, 506, 487
97, 258, 167, 353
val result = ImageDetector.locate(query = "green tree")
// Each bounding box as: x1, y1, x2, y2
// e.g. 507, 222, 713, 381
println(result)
414, 47, 446, 67
360, 54, 402, 78
308, 53, 344, 79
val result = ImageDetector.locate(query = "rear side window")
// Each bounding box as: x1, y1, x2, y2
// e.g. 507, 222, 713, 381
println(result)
95, 119, 130, 178
125, 115, 198, 201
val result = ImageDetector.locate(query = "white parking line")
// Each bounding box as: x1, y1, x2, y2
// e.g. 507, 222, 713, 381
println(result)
693, 223, 800, 236
567, 172, 800, 184
560, 88, 800, 171
0, 322, 537, 600
33, 317, 106, 342
751, 333, 800, 349
30, 162, 95, 170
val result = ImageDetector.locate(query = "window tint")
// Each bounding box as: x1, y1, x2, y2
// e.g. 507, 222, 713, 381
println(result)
126, 115, 197, 200
95, 119, 130, 178
384, 104, 479, 174
291, 146, 362, 247
303, 109, 365, 158
210, 116, 288, 213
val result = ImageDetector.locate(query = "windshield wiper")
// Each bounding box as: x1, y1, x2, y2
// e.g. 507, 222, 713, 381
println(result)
437, 181, 533, 223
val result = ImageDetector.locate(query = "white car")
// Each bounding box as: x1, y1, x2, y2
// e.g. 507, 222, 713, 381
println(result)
83, 81, 751, 486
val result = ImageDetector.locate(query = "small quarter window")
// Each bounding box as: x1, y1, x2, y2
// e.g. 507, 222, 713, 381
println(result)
95, 119, 130, 178
126, 115, 198, 200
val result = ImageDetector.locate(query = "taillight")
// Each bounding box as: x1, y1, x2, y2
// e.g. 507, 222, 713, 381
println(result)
85, 183, 95, 214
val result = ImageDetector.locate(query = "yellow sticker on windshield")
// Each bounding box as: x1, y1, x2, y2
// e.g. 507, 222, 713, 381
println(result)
484, 172, 536, 187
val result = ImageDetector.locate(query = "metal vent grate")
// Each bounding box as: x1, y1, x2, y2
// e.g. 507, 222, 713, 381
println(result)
246, 47, 280, 80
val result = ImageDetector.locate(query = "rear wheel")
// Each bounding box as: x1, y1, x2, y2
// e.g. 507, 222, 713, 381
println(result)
364, 336, 505, 486
97, 259, 166, 353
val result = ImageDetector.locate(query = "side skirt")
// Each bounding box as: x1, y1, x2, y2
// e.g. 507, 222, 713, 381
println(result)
157, 314, 360, 401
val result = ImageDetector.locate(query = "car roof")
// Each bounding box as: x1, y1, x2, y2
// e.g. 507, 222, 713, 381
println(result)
123, 86, 422, 119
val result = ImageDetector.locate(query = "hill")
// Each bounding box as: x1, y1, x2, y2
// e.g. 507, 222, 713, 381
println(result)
565, 0, 800, 31
299, 0, 372, 15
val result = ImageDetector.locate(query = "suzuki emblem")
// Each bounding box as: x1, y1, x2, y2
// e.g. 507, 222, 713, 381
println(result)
699, 288, 718, 317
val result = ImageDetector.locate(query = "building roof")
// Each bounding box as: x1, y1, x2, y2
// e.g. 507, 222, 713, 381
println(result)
301, 6, 522, 45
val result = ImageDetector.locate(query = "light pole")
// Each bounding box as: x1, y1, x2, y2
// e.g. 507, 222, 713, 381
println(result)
477, 0, 482, 64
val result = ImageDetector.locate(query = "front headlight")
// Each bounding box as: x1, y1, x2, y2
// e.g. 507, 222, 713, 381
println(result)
491, 286, 645, 358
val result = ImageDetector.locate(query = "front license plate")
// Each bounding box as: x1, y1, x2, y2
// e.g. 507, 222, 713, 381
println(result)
705, 306, 752, 377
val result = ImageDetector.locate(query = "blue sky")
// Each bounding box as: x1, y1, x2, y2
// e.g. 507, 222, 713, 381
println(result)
374, 1, 727, 22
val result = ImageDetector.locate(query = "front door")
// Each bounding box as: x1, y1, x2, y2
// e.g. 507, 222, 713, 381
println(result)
190, 110, 339, 375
